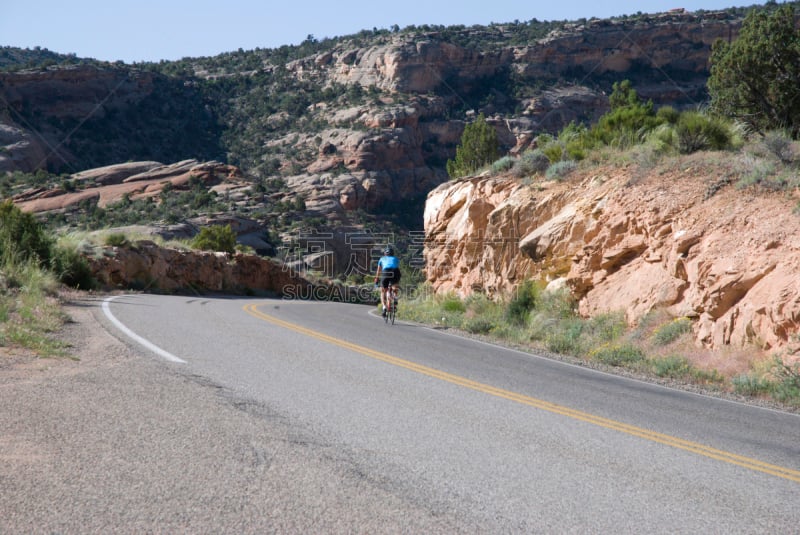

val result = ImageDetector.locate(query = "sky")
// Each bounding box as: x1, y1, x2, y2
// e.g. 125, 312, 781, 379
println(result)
2, 1, 772, 64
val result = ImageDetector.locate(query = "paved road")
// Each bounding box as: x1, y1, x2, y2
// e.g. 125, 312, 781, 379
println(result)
4, 293, 799, 532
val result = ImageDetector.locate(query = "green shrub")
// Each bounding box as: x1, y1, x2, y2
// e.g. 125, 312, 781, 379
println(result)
506, 280, 540, 326
590, 343, 646, 367
0, 200, 53, 266
651, 317, 692, 346
771, 358, 800, 404
440, 294, 466, 313
588, 81, 662, 149
464, 316, 494, 334
585, 312, 627, 343
539, 140, 564, 164
643, 124, 679, 155
545, 160, 577, 180
50, 245, 95, 289
191, 224, 237, 253
732, 373, 773, 396
656, 106, 680, 124
446, 113, 500, 178
762, 130, 796, 164
652, 354, 693, 378
491, 155, 516, 174
512, 149, 550, 177
545, 318, 584, 354
104, 233, 128, 247
676, 111, 733, 154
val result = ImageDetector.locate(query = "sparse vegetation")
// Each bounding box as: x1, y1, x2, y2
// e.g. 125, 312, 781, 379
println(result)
191, 224, 237, 254
708, 4, 800, 138
651, 317, 692, 346
447, 113, 500, 179
399, 281, 791, 406
4, 3, 800, 412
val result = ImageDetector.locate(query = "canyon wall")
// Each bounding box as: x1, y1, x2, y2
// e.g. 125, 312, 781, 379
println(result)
424, 160, 800, 354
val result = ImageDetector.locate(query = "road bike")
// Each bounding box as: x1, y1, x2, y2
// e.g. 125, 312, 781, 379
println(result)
376, 284, 398, 325
385, 284, 398, 325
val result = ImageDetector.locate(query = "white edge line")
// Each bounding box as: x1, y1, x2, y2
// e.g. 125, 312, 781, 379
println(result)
102, 295, 186, 364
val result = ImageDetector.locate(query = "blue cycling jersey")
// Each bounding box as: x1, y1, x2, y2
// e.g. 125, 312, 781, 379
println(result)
378, 255, 400, 269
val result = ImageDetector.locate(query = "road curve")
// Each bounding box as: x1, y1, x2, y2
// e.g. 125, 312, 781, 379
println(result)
101, 294, 800, 532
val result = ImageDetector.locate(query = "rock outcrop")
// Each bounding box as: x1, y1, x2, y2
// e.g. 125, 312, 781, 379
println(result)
88, 241, 316, 297
12, 159, 246, 212
424, 157, 800, 355
0, 66, 157, 172
2, 9, 746, 217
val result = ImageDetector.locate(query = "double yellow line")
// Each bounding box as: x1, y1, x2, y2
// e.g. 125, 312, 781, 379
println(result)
244, 303, 800, 483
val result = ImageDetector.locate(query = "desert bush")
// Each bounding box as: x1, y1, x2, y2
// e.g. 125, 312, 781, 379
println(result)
0, 256, 67, 357
584, 312, 627, 343
656, 106, 680, 124
590, 343, 646, 367
50, 244, 95, 289
506, 279, 540, 326
651, 317, 692, 346
0, 200, 53, 266
676, 111, 733, 154
545, 160, 577, 180
545, 318, 584, 354
771, 357, 800, 403
732, 373, 773, 396
104, 233, 129, 247
762, 130, 796, 164
440, 294, 466, 313
736, 155, 785, 190
491, 155, 516, 174
464, 316, 494, 334
512, 149, 550, 177
652, 354, 693, 378
191, 224, 237, 254
643, 124, 679, 155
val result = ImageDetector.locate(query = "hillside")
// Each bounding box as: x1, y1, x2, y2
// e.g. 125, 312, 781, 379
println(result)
0, 5, 759, 270
424, 144, 800, 371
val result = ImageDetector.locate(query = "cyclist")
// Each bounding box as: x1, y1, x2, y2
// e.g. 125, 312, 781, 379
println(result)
374, 245, 401, 318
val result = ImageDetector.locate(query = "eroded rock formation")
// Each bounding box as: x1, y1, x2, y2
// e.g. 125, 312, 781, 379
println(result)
424, 159, 800, 355
88, 241, 315, 296
12, 159, 246, 212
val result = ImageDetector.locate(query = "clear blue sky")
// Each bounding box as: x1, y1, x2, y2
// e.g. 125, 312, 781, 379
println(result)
2, 1, 771, 63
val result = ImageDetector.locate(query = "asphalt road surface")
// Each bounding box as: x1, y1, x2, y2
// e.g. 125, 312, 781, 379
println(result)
4, 293, 799, 533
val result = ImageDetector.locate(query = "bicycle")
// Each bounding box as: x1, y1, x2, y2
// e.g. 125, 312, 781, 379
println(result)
376, 283, 398, 325
384, 285, 398, 325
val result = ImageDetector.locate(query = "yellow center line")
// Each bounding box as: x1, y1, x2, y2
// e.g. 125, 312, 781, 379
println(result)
244, 303, 800, 484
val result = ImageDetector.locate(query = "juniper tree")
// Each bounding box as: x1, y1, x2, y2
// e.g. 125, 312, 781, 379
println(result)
708, 4, 800, 138
446, 113, 500, 179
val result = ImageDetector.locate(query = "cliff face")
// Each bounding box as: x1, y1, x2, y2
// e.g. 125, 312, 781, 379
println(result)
305, 11, 736, 98
87, 241, 316, 296
0, 66, 156, 172
3, 9, 743, 213
424, 157, 800, 355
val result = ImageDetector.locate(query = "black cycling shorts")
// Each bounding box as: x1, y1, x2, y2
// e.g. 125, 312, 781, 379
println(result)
379, 268, 401, 288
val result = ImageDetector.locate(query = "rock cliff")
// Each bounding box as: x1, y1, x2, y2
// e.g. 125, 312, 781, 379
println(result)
87, 241, 363, 301
424, 155, 800, 355
2, 8, 745, 216
12, 159, 246, 212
